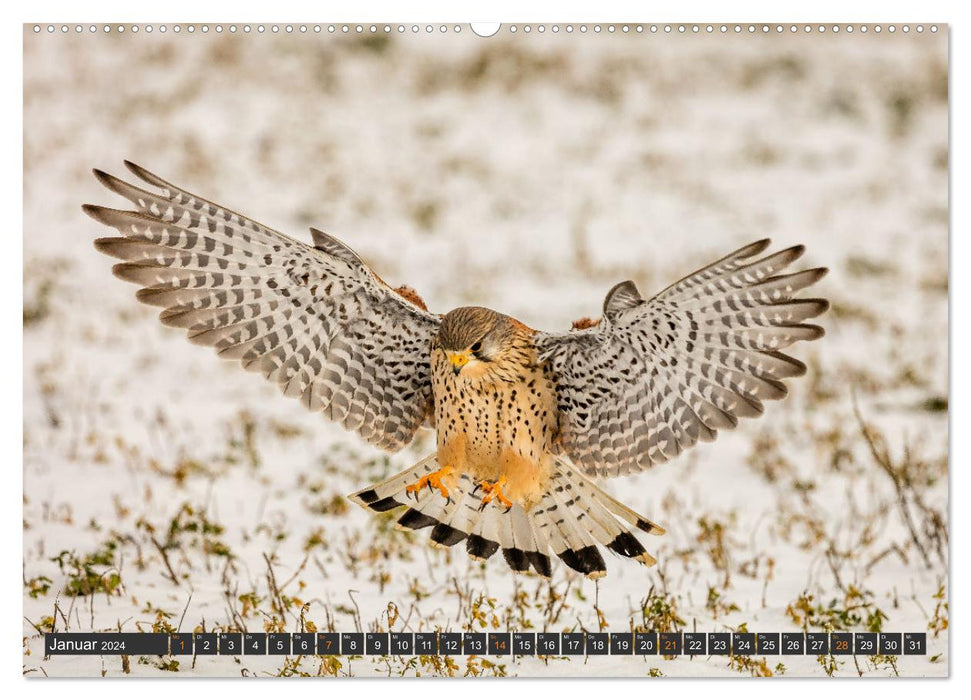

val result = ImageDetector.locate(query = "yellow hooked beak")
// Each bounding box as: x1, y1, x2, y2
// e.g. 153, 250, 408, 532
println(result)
447, 351, 470, 375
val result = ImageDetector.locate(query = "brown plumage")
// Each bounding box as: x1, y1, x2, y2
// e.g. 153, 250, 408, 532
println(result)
432, 307, 555, 507
571, 316, 600, 330
393, 285, 428, 312
85, 163, 829, 579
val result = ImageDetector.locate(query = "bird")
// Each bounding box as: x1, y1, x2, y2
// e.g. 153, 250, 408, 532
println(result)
84, 162, 829, 579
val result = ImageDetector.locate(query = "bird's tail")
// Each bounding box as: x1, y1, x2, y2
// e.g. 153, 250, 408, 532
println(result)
348, 454, 665, 578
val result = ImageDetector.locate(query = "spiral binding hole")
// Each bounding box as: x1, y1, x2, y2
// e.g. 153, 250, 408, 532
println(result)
28, 22, 944, 37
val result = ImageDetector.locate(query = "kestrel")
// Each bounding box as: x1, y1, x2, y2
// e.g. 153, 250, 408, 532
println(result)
85, 162, 828, 579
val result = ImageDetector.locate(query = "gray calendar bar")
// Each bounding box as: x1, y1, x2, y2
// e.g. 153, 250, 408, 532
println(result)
45, 633, 169, 656
43, 632, 928, 656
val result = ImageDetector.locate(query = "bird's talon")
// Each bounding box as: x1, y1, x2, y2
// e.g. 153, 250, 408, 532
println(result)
404, 465, 455, 502
477, 477, 513, 510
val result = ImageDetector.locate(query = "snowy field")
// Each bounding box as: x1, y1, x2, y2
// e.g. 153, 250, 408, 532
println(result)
23, 26, 948, 677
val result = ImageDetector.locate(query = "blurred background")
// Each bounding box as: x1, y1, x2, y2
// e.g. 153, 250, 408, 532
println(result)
23, 26, 947, 677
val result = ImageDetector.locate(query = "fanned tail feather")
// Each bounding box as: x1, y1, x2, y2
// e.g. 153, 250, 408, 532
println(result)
348, 455, 663, 578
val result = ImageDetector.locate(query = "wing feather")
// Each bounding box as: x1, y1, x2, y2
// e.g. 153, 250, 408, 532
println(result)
85, 164, 440, 452
538, 239, 828, 477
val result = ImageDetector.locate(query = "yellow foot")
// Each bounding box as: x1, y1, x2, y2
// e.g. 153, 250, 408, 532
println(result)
476, 476, 513, 511
405, 464, 455, 502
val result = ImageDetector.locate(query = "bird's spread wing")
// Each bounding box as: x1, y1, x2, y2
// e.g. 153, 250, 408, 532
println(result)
536, 239, 829, 478
85, 162, 440, 451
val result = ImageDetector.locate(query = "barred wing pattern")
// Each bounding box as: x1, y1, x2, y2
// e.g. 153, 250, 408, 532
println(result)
537, 239, 828, 478
85, 162, 440, 451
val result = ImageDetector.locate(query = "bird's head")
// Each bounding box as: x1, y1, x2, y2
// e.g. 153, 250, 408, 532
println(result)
436, 306, 522, 380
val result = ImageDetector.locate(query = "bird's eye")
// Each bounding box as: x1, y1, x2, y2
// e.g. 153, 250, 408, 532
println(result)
470, 341, 482, 353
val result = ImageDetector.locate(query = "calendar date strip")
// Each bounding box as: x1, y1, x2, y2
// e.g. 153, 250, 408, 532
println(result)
44, 631, 927, 657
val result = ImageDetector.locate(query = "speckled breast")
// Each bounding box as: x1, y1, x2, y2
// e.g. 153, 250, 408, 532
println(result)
430, 349, 558, 477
